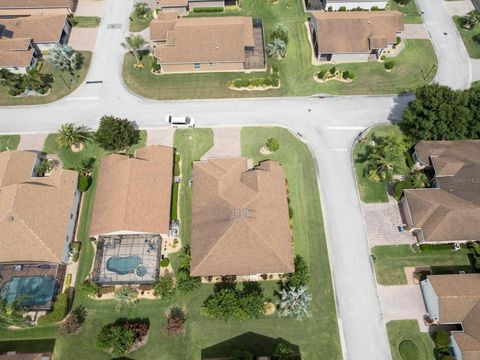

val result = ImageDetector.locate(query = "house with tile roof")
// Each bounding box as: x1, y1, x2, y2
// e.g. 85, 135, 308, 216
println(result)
0, 0, 75, 16
150, 16, 265, 73
309, 11, 404, 62
322, 0, 387, 11
0, 38, 38, 73
400, 140, 480, 243
190, 158, 294, 277
421, 274, 480, 360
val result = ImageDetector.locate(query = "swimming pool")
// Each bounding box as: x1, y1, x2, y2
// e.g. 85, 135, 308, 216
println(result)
106, 255, 143, 275
0, 276, 56, 308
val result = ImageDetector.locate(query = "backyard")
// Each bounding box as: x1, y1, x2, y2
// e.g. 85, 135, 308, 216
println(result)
387, 320, 434, 360
0, 51, 92, 106
372, 244, 474, 285
122, 0, 437, 99
453, 16, 480, 59
0, 135, 20, 151
0, 127, 341, 359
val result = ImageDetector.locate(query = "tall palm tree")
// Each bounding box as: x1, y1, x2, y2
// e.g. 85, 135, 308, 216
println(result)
21, 67, 44, 92
122, 35, 146, 66
366, 135, 406, 182
55, 123, 91, 149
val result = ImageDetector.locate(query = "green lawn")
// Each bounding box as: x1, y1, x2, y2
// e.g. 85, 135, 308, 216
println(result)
0, 135, 20, 151
0, 51, 92, 106
454, 16, 480, 59
129, 10, 154, 32
372, 245, 474, 285
389, 0, 423, 24
353, 124, 409, 203
387, 320, 434, 360
122, 0, 437, 99
69, 16, 101, 27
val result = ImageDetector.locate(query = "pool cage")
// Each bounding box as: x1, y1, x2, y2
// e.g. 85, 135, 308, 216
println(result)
92, 234, 162, 285
0, 263, 64, 310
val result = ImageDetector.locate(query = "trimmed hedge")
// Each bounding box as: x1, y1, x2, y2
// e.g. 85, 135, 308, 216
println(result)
192, 6, 223, 12
78, 175, 91, 192
160, 258, 170, 267
37, 292, 69, 325
385, 60, 395, 70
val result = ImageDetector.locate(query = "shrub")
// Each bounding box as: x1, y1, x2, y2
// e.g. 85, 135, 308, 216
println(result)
95, 115, 139, 151
37, 292, 69, 325
393, 180, 412, 200
435, 331, 450, 348
271, 24, 289, 44
265, 137, 280, 152
35, 159, 53, 175
317, 70, 327, 79
60, 305, 87, 335
176, 268, 201, 294
266, 38, 287, 59
151, 60, 160, 72
371, 6, 379, 10
349, 72, 355, 80
160, 258, 170, 267
80, 280, 99, 297
338, 6, 347, 11
329, 66, 336, 75
174, 153, 180, 163
394, 0, 411, 5
342, 70, 349, 80
474, 33, 480, 44
271, 64, 279, 74
439, 356, 454, 360
192, 6, 224, 12
327, 6, 332, 11
278, 286, 312, 320
70, 241, 81, 262
273, 343, 301, 360
78, 174, 91, 192
166, 306, 186, 335
97, 319, 149, 358
286, 255, 310, 288
288, 206, 294, 219
384, 60, 395, 70
173, 162, 180, 177
231, 349, 254, 360
380, 55, 386, 61
154, 272, 175, 298
114, 286, 138, 311
396, 36, 401, 45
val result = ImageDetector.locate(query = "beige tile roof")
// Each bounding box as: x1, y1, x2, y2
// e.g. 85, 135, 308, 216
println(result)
0, 15, 67, 43
310, 11, 404, 53
158, 0, 188, 7
405, 140, 480, 242
0, 0, 72, 9
0, 151, 78, 263
149, 14, 177, 42
190, 158, 294, 276
428, 274, 480, 359
153, 16, 255, 64
0, 38, 34, 67
89, 146, 174, 237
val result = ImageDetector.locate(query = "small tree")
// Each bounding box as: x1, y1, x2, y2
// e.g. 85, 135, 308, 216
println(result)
122, 35, 146, 66
55, 123, 91, 149
97, 324, 135, 358
394, 0, 411, 5
273, 343, 301, 360
48, 44, 80, 74
176, 269, 201, 294
365, 135, 406, 182
435, 330, 450, 348
462, 10, 480, 30
266, 38, 287, 59
134, 2, 150, 19
114, 286, 138, 311
21, 67, 47, 93
286, 255, 310, 288
271, 24, 289, 44
154, 272, 175, 298
278, 286, 312, 320
265, 137, 280, 152
75, 157, 96, 175
95, 115, 138, 151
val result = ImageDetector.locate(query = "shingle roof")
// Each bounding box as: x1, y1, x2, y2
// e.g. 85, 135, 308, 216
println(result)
405, 140, 480, 242
428, 274, 480, 359
190, 158, 294, 276
310, 11, 404, 53
149, 14, 177, 42
153, 16, 255, 64
0, 0, 72, 9
89, 146, 174, 237
0, 151, 78, 263
0, 15, 66, 43
0, 38, 34, 67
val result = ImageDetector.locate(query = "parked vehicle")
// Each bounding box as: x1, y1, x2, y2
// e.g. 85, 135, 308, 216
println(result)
165, 115, 195, 128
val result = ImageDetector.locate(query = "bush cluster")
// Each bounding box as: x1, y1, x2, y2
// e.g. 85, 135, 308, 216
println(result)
317, 67, 354, 80
95, 115, 139, 151
60, 305, 87, 335
176, 245, 201, 294
165, 306, 186, 335
384, 60, 395, 70
192, 6, 224, 12
154, 272, 175, 298
231, 66, 280, 89
70, 241, 81, 262
78, 174, 91, 192
96, 318, 149, 358
285, 255, 311, 288
80, 280, 100, 297
37, 292, 69, 325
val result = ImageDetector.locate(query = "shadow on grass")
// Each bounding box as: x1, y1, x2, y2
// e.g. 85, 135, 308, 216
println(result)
0, 338, 56, 353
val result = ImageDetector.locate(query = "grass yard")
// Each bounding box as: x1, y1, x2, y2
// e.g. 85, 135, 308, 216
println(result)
122, 0, 437, 99
69, 16, 101, 27
388, 0, 423, 24
0, 51, 92, 106
371, 245, 474, 285
454, 16, 480, 59
353, 124, 409, 203
129, 10, 154, 32
0, 135, 20, 151
387, 320, 434, 360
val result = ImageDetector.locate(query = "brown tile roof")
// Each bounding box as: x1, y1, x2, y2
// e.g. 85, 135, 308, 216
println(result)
428, 274, 480, 359
190, 158, 294, 276
89, 146, 173, 237
0, 38, 34, 67
153, 16, 255, 64
0, 151, 78, 263
0, 0, 72, 9
310, 11, 404, 53
0, 15, 67, 43
405, 140, 480, 242
149, 14, 177, 42
158, 0, 188, 7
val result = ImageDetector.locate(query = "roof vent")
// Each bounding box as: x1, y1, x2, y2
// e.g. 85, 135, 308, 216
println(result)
7, 215, 14, 222
216, 46, 219, 50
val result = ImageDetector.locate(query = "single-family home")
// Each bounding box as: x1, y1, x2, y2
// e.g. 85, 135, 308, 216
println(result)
0, 14, 71, 52
400, 140, 480, 244
309, 11, 404, 62
89, 145, 174, 285
151, 16, 265, 73
0, 150, 79, 310
322, 0, 387, 11
190, 158, 294, 277
421, 274, 480, 360
0, 0, 75, 16
0, 38, 38, 73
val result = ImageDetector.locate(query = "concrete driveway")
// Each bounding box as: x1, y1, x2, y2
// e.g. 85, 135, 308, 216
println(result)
74, 0, 105, 16
444, 0, 475, 16
17, 133, 48, 151
146, 128, 174, 146
378, 284, 428, 332
69, 27, 99, 51
402, 24, 429, 39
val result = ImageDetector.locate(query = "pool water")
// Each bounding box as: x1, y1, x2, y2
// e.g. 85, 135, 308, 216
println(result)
0, 276, 56, 307
106, 255, 143, 275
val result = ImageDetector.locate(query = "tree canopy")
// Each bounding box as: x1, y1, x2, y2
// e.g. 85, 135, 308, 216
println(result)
94, 115, 139, 151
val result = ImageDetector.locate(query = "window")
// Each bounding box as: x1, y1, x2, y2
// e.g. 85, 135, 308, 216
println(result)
194, 63, 200, 70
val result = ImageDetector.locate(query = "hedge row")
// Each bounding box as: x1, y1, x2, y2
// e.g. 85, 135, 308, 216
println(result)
192, 7, 223, 12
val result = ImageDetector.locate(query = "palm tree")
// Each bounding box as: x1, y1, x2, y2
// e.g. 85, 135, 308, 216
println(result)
122, 35, 146, 66
462, 10, 480, 30
277, 286, 312, 320
21, 67, 45, 92
55, 123, 91, 149
266, 38, 287, 59
0, 300, 30, 330
0, 69, 17, 88
410, 172, 428, 189
134, 2, 150, 19
365, 135, 406, 182
114, 286, 138, 311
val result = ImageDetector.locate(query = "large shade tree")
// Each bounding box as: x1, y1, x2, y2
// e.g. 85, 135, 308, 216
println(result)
94, 115, 139, 151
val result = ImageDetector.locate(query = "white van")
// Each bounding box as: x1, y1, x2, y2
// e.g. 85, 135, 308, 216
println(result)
165, 115, 195, 128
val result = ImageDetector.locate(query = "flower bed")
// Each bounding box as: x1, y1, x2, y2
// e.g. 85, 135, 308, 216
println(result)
227, 66, 280, 91
314, 67, 355, 83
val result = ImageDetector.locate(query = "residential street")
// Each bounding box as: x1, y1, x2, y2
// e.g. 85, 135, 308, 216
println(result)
0, 0, 474, 358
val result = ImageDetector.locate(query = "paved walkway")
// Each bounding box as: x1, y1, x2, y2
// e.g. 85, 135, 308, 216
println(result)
362, 200, 414, 247
74, 0, 105, 16
202, 127, 241, 159
146, 128, 174, 146
444, 0, 475, 16
378, 284, 428, 332
402, 24, 430, 39
69, 27, 99, 51
17, 133, 47, 151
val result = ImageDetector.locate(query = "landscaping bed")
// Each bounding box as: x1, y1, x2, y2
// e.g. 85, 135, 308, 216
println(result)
453, 16, 480, 59
387, 320, 434, 360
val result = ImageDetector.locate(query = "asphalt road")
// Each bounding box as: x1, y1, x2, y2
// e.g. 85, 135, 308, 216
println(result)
0, 0, 472, 358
